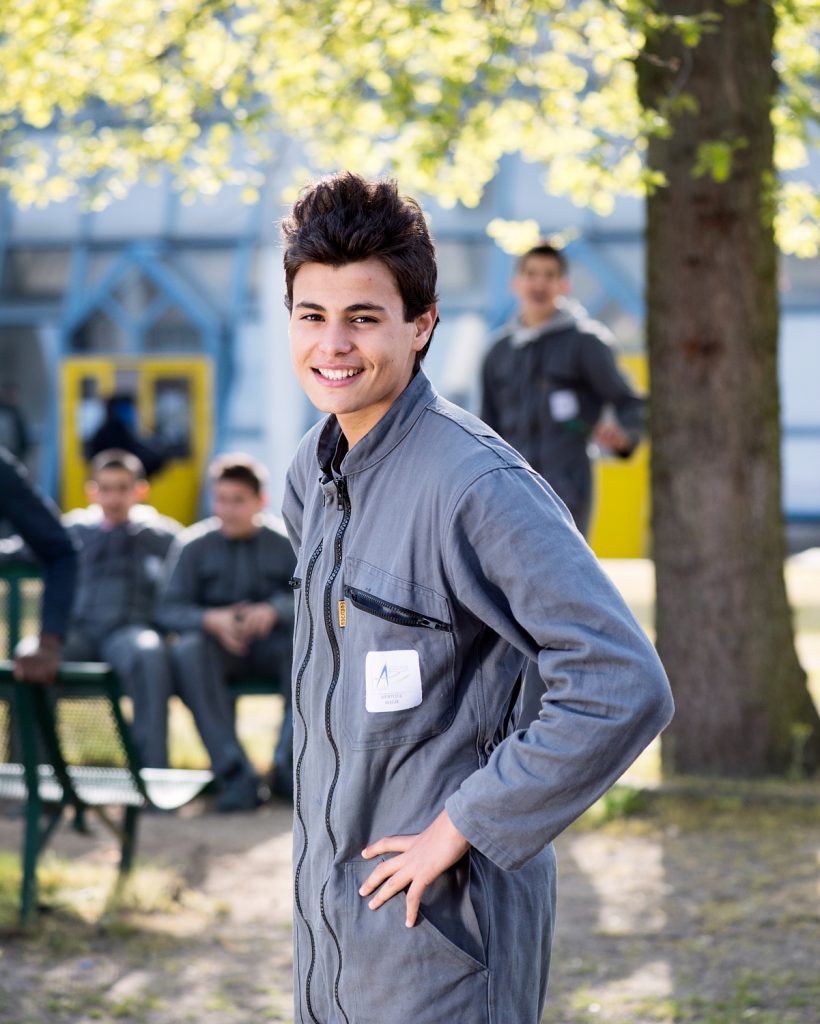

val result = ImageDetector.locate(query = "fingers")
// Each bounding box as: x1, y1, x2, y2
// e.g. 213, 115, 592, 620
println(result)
13, 653, 58, 685
361, 834, 413, 859
358, 813, 469, 928
359, 857, 425, 926
358, 840, 412, 898
221, 634, 249, 656
363, 866, 410, 911
405, 880, 424, 928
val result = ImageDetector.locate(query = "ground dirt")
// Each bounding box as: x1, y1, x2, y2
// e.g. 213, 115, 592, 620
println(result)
0, 788, 817, 1024
2, 556, 818, 1022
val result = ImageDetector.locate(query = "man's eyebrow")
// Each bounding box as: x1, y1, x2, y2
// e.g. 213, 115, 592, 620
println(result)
293, 301, 388, 314
345, 302, 387, 313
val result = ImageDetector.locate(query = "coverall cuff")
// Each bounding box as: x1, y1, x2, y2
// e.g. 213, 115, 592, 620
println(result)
445, 793, 524, 872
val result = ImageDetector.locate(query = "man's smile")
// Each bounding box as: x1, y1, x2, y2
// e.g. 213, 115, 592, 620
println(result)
314, 367, 364, 383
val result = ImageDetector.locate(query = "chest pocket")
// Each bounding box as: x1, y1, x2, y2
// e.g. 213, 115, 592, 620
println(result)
342, 558, 456, 750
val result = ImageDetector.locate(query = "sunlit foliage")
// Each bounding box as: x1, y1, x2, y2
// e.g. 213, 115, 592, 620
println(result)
0, 0, 816, 251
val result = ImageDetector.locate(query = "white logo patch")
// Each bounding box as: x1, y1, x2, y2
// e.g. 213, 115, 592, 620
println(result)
365, 650, 422, 713
549, 389, 580, 422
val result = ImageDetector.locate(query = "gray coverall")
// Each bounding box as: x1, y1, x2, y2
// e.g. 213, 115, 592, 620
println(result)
61, 506, 179, 768
156, 516, 295, 787
282, 370, 673, 1024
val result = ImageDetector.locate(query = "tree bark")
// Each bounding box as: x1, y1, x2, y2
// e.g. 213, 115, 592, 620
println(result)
637, 0, 820, 776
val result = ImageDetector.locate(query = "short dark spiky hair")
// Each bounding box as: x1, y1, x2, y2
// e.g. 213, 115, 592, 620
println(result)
517, 240, 568, 275
209, 452, 268, 496
90, 448, 146, 482
281, 172, 439, 366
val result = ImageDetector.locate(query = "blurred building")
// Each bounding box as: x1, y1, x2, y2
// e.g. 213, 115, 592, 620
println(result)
1, 152, 818, 548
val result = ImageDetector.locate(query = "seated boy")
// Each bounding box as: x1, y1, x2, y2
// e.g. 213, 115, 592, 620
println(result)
157, 454, 295, 811
62, 449, 178, 767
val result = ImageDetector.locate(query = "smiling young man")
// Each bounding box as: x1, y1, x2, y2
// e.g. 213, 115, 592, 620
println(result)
281, 172, 673, 1024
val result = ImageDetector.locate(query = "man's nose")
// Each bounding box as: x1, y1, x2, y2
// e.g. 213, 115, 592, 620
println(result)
316, 323, 354, 355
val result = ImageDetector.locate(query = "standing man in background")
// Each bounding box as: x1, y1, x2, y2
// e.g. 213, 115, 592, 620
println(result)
480, 241, 644, 536
0, 447, 77, 684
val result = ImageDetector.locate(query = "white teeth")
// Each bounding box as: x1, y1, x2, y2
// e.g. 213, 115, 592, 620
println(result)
317, 368, 361, 380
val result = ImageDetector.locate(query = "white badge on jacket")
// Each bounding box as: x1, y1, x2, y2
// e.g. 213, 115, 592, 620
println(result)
549, 389, 580, 422
365, 650, 422, 713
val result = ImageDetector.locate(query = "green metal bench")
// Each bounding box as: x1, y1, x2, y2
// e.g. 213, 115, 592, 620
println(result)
0, 659, 213, 923
0, 562, 287, 736
0, 564, 288, 918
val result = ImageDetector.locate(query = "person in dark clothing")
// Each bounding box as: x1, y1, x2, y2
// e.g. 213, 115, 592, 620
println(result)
60, 450, 180, 767
0, 383, 30, 464
157, 453, 295, 811
85, 393, 168, 479
0, 447, 78, 684
480, 241, 645, 537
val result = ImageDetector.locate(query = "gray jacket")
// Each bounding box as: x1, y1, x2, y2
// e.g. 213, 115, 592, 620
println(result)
63, 505, 180, 643
157, 514, 295, 635
481, 300, 644, 532
283, 370, 672, 1024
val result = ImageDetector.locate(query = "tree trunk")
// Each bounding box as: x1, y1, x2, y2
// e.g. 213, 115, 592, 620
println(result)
637, 0, 820, 776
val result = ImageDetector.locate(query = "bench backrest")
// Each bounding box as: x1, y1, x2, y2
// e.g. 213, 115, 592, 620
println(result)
0, 565, 42, 660
0, 663, 150, 806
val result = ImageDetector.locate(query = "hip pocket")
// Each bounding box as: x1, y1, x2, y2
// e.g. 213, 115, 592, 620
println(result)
344, 861, 489, 1024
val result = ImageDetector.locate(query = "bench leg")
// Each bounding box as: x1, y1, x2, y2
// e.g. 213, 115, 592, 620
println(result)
19, 799, 68, 924
19, 795, 41, 924
120, 805, 139, 877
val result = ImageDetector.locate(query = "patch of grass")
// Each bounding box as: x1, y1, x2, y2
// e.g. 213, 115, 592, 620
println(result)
579, 785, 649, 825
110, 993, 166, 1018
167, 694, 284, 771
0, 847, 193, 937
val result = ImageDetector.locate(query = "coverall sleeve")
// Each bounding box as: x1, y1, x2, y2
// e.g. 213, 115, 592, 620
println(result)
155, 536, 207, 633
443, 466, 673, 871
577, 331, 645, 455
0, 452, 78, 638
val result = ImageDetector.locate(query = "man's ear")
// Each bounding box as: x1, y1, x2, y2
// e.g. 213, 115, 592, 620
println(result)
413, 304, 438, 349
134, 480, 150, 503
84, 481, 98, 503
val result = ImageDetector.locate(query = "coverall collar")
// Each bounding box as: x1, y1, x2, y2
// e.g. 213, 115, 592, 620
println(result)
316, 369, 435, 482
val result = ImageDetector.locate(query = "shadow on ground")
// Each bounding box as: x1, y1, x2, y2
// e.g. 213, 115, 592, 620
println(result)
548, 790, 820, 1023
1, 787, 818, 1024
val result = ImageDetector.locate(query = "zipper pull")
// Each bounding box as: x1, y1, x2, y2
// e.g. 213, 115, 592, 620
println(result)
338, 599, 347, 628
336, 477, 347, 510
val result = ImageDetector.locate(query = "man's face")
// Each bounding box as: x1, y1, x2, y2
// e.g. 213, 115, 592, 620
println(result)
88, 468, 144, 524
512, 254, 569, 326
213, 479, 264, 539
289, 259, 436, 448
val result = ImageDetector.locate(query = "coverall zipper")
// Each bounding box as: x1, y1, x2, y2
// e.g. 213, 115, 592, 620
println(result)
292, 542, 323, 1024
344, 586, 452, 631
318, 476, 352, 1024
